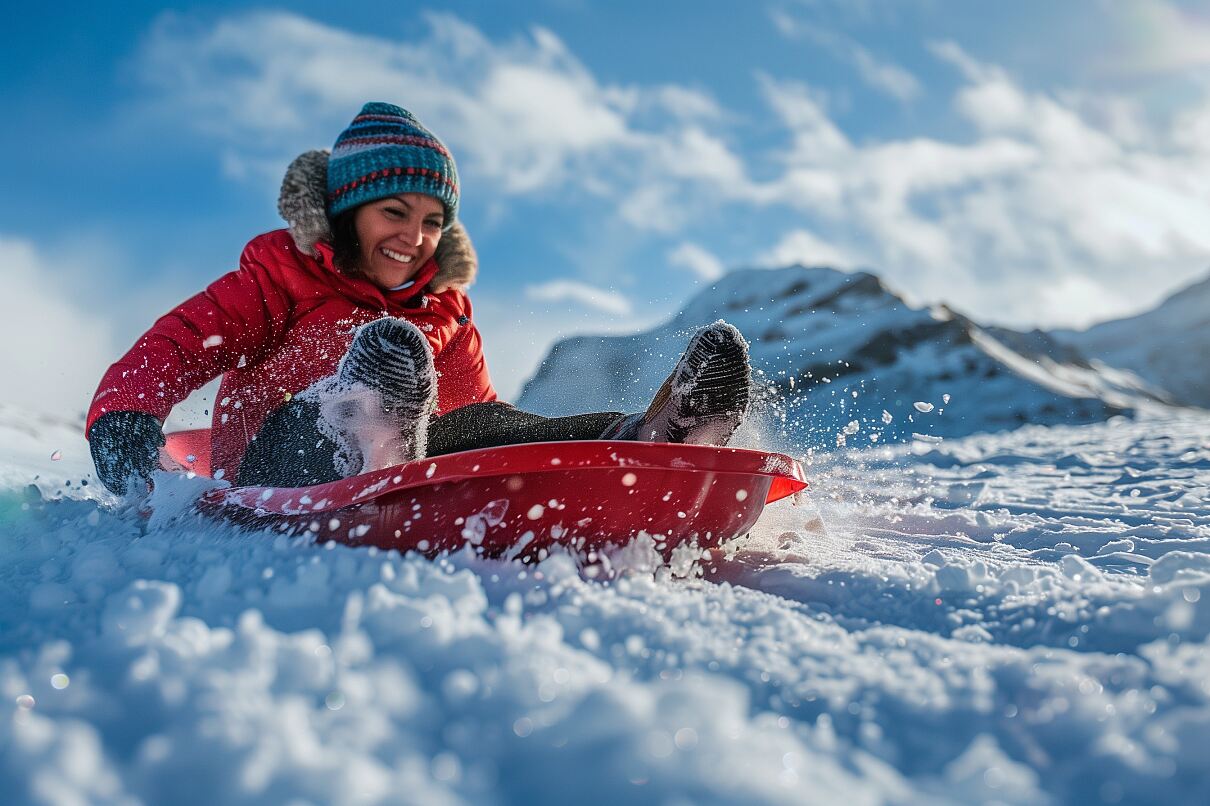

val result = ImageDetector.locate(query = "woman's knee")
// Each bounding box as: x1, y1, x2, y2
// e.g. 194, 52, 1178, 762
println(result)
237, 398, 341, 487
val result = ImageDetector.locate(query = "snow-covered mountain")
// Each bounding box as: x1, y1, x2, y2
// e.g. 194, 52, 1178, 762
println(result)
1056, 271, 1210, 408
518, 266, 1168, 448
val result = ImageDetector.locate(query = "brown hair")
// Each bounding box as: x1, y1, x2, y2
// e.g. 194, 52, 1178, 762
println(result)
329, 208, 362, 277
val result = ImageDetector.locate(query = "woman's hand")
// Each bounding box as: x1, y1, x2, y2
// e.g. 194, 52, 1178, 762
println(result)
89, 411, 166, 495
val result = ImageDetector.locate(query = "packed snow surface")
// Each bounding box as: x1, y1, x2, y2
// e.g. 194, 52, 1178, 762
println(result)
2, 404, 1209, 804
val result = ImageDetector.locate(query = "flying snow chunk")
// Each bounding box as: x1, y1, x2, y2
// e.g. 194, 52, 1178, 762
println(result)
203, 335, 223, 348
101, 580, 182, 646
914, 401, 935, 413
882, 410, 893, 424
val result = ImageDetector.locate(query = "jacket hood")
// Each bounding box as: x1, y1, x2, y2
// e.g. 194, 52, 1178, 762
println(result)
278, 149, 477, 290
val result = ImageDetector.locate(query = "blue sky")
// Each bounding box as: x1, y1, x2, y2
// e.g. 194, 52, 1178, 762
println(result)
4, 1, 1210, 416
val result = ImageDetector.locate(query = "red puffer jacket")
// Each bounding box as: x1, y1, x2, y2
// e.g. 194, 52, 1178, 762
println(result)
86, 228, 497, 480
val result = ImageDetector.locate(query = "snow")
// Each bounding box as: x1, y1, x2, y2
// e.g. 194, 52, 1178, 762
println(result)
2, 405, 1210, 804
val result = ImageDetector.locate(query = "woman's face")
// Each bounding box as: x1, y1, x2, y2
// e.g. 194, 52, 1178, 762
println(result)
353, 193, 445, 289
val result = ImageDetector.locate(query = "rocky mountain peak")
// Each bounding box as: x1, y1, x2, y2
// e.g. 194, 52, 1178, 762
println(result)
519, 266, 1170, 450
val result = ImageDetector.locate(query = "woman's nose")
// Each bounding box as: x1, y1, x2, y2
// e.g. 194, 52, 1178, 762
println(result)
402, 222, 424, 245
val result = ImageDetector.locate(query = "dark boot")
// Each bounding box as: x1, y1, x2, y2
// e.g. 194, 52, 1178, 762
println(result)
315, 316, 437, 474
338, 317, 437, 414
614, 321, 752, 446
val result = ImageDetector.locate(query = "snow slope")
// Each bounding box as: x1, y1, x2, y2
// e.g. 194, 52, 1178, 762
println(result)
1057, 272, 1210, 408
2, 404, 1208, 804
517, 267, 1169, 450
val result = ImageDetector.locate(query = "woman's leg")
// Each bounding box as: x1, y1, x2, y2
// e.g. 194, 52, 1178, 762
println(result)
236, 320, 752, 485
426, 402, 622, 456
237, 398, 343, 487
236, 316, 438, 487
238, 400, 624, 484
427, 321, 751, 454
624, 321, 751, 445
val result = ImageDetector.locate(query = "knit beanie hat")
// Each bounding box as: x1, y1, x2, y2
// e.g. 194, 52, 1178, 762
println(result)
326, 102, 459, 228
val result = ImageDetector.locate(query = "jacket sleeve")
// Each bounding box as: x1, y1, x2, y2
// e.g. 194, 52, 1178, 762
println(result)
86, 241, 293, 437
433, 294, 499, 414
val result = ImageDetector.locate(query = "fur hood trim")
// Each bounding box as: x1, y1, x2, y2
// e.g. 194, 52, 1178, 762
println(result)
277, 149, 477, 290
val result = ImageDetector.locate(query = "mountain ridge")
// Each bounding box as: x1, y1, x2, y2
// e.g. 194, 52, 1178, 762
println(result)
1055, 271, 1210, 407
518, 265, 1172, 450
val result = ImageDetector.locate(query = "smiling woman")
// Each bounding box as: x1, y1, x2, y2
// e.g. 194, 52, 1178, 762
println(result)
84, 102, 755, 495
332, 194, 446, 289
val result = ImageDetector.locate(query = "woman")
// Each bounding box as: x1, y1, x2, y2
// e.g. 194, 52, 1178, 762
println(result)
87, 103, 752, 495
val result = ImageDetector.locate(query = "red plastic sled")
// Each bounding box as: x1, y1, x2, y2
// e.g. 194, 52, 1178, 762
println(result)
162, 429, 808, 559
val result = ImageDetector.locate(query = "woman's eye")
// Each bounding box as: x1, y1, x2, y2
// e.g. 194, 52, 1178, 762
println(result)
384, 207, 406, 218
425, 219, 443, 230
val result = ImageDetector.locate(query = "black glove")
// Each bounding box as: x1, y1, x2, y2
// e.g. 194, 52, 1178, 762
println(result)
89, 411, 166, 495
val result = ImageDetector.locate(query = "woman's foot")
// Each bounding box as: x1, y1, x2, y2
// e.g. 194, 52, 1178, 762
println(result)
625, 321, 752, 446
317, 317, 437, 474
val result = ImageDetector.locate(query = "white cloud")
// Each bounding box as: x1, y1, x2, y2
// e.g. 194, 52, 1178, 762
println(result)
0, 238, 120, 419
647, 85, 723, 120
1061, 93, 1153, 149
1173, 99, 1210, 155
743, 49, 1210, 327
950, 72, 1031, 132
928, 44, 1210, 254
759, 75, 852, 162
927, 39, 995, 83
526, 280, 633, 316
849, 46, 923, 103
134, 10, 1210, 330
654, 128, 748, 185
466, 59, 631, 191
1098, 0, 1210, 74
668, 243, 725, 281
944, 60, 1122, 165
771, 12, 922, 102
855, 137, 1038, 196
618, 184, 690, 233
759, 229, 858, 270
134, 11, 731, 198
1025, 272, 1136, 331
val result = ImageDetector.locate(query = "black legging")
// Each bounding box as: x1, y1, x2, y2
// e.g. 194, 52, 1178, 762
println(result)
237, 400, 622, 487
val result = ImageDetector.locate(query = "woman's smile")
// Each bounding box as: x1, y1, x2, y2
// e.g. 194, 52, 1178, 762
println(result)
354, 193, 444, 289
380, 247, 415, 265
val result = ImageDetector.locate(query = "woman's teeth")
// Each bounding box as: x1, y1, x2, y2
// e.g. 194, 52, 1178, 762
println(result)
381, 248, 414, 264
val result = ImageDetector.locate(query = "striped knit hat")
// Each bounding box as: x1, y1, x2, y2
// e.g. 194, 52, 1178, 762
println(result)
326, 102, 459, 227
